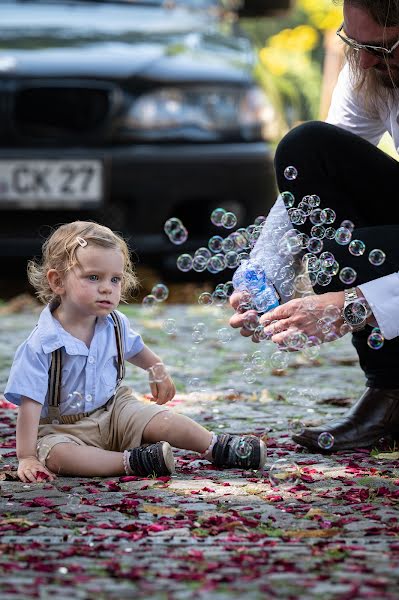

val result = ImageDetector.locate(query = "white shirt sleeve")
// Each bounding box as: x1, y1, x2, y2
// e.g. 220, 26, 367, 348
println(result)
359, 274, 399, 340
326, 62, 386, 146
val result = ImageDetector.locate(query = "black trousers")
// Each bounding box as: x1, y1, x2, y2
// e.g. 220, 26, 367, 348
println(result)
274, 121, 399, 388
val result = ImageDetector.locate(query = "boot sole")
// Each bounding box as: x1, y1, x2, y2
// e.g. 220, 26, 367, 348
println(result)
292, 434, 391, 452
161, 441, 176, 474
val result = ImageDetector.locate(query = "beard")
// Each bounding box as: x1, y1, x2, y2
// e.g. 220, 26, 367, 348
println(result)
373, 63, 399, 88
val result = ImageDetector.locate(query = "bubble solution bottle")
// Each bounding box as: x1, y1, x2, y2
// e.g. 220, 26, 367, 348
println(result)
232, 260, 280, 313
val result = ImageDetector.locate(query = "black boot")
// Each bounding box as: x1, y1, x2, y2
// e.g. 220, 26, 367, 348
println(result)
292, 388, 399, 452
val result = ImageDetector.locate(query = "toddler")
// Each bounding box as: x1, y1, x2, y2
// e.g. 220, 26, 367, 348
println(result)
5, 221, 265, 483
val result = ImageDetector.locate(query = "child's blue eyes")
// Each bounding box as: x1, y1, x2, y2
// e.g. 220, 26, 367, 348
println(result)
87, 275, 121, 283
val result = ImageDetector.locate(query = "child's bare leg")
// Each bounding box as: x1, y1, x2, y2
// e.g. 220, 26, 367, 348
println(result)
46, 443, 124, 477
142, 411, 212, 454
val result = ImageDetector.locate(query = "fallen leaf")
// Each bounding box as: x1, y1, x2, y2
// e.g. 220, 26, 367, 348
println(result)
0, 518, 34, 526
142, 504, 180, 516
284, 528, 341, 539
373, 451, 399, 460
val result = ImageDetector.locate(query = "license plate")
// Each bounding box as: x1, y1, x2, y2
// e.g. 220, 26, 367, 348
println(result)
0, 160, 103, 208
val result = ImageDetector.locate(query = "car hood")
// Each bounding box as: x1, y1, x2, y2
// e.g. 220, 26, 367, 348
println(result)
0, 1, 254, 83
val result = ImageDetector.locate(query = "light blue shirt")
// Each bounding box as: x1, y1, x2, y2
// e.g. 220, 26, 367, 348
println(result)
4, 306, 144, 418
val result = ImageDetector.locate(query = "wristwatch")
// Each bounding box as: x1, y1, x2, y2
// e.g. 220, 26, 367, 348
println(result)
342, 287, 370, 331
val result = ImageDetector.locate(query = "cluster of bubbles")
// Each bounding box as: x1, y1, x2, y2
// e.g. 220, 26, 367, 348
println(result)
142, 283, 169, 308
164, 217, 188, 245
175, 211, 266, 275
157, 166, 388, 468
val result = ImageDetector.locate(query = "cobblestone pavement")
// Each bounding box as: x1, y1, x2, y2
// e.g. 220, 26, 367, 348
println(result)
1, 302, 399, 599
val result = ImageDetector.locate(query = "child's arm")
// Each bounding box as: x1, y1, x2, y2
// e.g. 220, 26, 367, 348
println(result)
16, 396, 57, 483
127, 345, 176, 405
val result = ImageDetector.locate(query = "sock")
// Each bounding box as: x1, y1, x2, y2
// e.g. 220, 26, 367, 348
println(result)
201, 433, 218, 461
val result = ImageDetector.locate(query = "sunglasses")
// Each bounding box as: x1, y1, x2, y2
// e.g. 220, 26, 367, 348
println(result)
336, 23, 399, 58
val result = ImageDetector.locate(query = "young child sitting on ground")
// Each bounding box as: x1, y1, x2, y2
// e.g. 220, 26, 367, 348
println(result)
5, 221, 266, 483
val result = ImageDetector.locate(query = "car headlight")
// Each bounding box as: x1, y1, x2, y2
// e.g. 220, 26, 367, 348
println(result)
118, 86, 278, 141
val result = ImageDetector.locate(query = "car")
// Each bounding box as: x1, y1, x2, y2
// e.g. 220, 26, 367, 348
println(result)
0, 0, 292, 288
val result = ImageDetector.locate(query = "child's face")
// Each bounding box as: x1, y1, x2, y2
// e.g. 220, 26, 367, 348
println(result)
61, 244, 124, 317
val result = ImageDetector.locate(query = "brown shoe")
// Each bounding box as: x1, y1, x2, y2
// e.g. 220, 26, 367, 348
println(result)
292, 388, 399, 452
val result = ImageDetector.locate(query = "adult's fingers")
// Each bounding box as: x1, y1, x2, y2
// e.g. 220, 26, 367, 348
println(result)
229, 291, 243, 310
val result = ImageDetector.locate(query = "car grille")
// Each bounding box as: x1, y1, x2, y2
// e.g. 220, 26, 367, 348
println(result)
0, 81, 117, 145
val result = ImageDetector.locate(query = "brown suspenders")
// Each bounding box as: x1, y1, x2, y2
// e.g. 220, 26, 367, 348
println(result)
45, 311, 125, 423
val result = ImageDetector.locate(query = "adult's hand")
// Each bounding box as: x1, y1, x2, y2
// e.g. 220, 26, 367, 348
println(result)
261, 291, 345, 345
229, 291, 260, 340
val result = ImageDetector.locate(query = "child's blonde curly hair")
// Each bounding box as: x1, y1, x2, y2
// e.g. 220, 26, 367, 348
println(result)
28, 221, 139, 305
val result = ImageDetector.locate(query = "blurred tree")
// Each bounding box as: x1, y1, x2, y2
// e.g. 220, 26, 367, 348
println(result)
242, 0, 343, 130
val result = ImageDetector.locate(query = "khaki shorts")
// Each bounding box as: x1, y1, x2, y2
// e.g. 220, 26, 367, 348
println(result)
36, 386, 168, 466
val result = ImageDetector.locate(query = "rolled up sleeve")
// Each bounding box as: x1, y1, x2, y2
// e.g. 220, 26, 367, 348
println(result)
4, 343, 49, 407
359, 272, 399, 340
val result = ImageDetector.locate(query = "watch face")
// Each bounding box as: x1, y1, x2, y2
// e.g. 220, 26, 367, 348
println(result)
343, 300, 368, 326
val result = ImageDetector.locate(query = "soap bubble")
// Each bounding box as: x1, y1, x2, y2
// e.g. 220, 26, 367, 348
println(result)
162, 318, 177, 334
369, 249, 386, 266
198, 292, 213, 306
225, 251, 240, 269
269, 458, 300, 487
221, 211, 237, 229
252, 325, 268, 342
254, 215, 266, 226
192, 255, 208, 272
208, 235, 224, 253
309, 208, 326, 225
66, 493, 81, 507
164, 217, 183, 235
195, 247, 212, 260
322, 260, 339, 276
151, 283, 169, 302
341, 219, 355, 232
320, 251, 335, 267
270, 350, 289, 370
235, 439, 252, 459
325, 227, 336, 240
307, 237, 323, 254
222, 236, 235, 253
320, 208, 336, 224
148, 362, 167, 383
210, 207, 226, 226
317, 431, 334, 450
212, 289, 228, 306
302, 339, 321, 360
335, 227, 352, 245
288, 419, 305, 435
284, 165, 298, 180
339, 266, 357, 285
169, 226, 188, 245
339, 322, 352, 336
309, 194, 320, 207
223, 281, 234, 297
207, 254, 226, 273
316, 271, 332, 287
216, 328, 232, 343
67, 391, 84, 411
323, 304, 341, 323
176, 253, 193, 272
243, 367, 257, 384
367, 330, 384, 350
349, 240, 366, 256
142, 294, 157, 308
289, 208, 306, 226
280, 191, 295, 208
310, 225, 325, 239
243, 311, 260, 331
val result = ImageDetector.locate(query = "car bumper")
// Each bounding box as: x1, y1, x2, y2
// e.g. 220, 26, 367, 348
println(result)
0, 141, 277, 265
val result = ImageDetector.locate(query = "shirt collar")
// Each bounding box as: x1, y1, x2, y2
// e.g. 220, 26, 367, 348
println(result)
38, 305, 110, 356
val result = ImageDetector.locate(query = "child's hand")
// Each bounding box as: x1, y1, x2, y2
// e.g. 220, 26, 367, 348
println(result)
17, 456, 57, 483
148, 364, 176, 404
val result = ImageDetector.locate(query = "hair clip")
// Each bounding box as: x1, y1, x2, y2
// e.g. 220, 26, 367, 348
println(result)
76, 236, 88, 247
